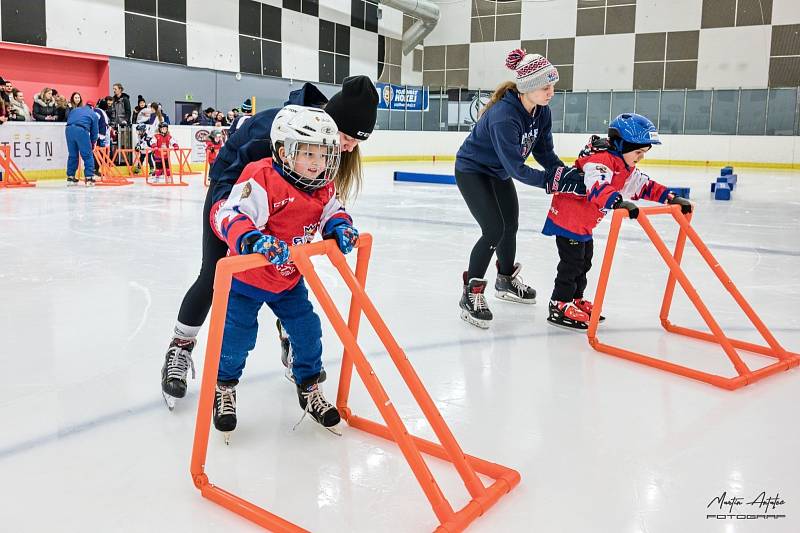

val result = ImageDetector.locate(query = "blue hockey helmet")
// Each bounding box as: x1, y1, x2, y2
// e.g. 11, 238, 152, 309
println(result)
608, 113, 661, 147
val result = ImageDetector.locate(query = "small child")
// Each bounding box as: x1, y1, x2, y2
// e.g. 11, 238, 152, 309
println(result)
211, 105, 357, 440
149, 122, 179, 177
204, 129, 223, 167
542, 113, 692, 330
133, 123, 154, 174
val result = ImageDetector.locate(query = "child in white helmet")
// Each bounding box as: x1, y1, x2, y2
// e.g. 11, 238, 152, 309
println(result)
210, 105, 358, 441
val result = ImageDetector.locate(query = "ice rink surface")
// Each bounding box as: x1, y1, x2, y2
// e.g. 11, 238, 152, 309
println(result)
1, 162, 799, 532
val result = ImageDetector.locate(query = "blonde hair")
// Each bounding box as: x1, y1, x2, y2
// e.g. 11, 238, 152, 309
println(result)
38, 87, 54, 102
334, 146, 363, 206
478, 81, 517, 119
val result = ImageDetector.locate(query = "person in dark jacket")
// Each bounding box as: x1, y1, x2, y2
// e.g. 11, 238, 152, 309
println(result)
33, 87, 59, 121
159, 76, 379, 407
65, 100, 99, 186
455, 49, 587, 329
110, 83, 131, 126
199, 107, 215, 126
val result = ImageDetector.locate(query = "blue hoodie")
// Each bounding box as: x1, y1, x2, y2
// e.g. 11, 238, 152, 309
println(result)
208, 83, 329, 203
66, 106, 99, 144
455, 89, 563, 188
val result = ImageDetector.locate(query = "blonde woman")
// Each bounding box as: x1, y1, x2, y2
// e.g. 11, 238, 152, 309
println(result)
454, 49, 587, 329
159, 76, 379, 408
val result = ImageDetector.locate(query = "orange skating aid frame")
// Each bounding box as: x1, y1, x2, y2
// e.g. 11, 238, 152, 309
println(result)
588, 205, 800, 390
190, 233, 520, 532
0, 145, 35, 188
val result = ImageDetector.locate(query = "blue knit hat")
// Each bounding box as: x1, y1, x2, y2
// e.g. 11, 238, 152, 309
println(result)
241, 98, 253, 113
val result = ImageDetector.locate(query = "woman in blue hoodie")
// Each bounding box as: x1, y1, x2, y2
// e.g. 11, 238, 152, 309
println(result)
159, 77, 379, 409
455, 49, 585, 329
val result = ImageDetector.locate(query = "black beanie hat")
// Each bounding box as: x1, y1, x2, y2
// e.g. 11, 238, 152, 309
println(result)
620, 140, 651, 154
325, 75, 379, 141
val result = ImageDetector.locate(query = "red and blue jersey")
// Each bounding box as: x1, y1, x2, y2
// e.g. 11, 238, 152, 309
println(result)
542, 150, 670, 241
212, 157, 351, 296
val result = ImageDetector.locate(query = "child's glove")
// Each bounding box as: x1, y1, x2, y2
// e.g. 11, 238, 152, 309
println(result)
612, 197, 639, 219
241, 232, 289, 265
172, 143, 179, 149
323, 218, 359, 254
667, 194, 693, 214
545, 166, 587, 196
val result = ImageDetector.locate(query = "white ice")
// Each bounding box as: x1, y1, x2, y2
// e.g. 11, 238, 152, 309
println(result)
1, 162, 799, 532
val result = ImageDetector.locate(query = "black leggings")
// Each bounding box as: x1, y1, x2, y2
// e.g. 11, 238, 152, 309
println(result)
455, 170, 519, 280
176, 183, 231, 327
551, 236, 593, 302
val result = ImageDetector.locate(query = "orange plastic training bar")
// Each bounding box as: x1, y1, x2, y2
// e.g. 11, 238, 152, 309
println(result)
76, 146, 133, 186
145, 148, 189, 186
191, 234, 520, 532
0, 145, 35, 188
588, 205, 800, 390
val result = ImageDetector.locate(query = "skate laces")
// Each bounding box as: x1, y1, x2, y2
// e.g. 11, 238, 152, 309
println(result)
510, 274, 530, 295
468, 286, 489, 312
166, 341, 196, 381
215, 384, 236, 416
294, 384, 335, 430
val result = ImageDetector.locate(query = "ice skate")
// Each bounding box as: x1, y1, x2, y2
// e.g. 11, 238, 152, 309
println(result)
547, 300, 589, 331
66, 177, 79, 186
277, 319, 326, 384
160, 336, 196, 410
85, 176, 96, 186
214, 381, 237, 445
495, 262, 536, 304
459, 273, 493, 329
573, 298, 605, 323
294, 378, 341, 436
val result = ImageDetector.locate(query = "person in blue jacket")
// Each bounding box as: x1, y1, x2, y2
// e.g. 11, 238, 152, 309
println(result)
159, 76, 379, 408
455, 49, 586, 329
65, 99, 99, 186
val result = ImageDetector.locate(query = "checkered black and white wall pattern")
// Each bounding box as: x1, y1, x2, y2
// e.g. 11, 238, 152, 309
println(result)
1, 0, 798, 91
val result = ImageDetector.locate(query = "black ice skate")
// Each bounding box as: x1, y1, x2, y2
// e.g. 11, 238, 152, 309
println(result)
85, 176, 96, 186
459, 273, 493, 329
161, 336, 196, 410
547, 300, 590, 331
66, 177, 79, 186
276, 319, 326, 384
214, 381, 238, 445
294, 377, 341, 435
495, 262, 536, 304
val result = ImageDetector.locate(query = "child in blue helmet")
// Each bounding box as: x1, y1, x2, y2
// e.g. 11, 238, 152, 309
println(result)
542, 113, 692, 330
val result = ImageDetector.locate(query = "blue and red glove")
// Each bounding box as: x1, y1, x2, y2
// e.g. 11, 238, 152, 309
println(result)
323, 218, 359, 255
240, 232, 290, 265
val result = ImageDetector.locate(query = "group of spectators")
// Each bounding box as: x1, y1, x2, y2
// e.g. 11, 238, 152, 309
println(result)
1, 76, 252, 141
179, 99, 252, 127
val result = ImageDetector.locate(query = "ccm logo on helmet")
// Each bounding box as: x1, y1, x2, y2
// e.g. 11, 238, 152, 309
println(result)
357, 131, 371, 138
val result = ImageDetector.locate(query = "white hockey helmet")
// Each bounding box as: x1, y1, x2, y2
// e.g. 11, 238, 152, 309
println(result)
270, 105, 341, 191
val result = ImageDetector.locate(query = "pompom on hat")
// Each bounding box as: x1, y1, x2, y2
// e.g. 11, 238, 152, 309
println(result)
505, 48, 559, 93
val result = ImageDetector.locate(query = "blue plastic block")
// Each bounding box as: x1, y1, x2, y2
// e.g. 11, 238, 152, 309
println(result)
727, 173, 737, 190
714, 182, 731, 200
668, 187, 691, 199
721, 166, 734, 176
393, 171, 456, 185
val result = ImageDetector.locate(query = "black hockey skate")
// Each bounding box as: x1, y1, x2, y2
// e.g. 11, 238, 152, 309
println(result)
277, 319, 326, 384
495, 262, 536, 304
214, 381, 238, 445
66, 177, 79, 186
547, 300, 589, 331
161, 336, 196, 410
295, 377, 341, 435
459, 273, 493, 329
85, 176, 96, 186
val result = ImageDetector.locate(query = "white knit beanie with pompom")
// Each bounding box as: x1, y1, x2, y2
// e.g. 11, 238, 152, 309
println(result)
505, 48, 559, 93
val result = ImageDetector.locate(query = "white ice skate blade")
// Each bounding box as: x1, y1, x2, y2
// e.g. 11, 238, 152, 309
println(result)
162, 391, 177, 411
459, 309, 490, 329
494, 291, 536, 304
223, 432, 232, 445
